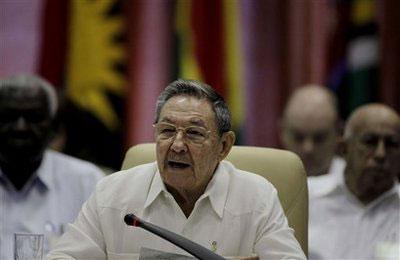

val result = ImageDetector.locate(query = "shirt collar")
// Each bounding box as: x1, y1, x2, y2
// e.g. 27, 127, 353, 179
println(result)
35, 150, 53, 190
199, 162, 229, 219
144, 168, 167, 209
144, 161, 230, 219
308, 157, 346, 197
311, 169, 344, 197
0, 150, 52, 193
323, 170, 400, 209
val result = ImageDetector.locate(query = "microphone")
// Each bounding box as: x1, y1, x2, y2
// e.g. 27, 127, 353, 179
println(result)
124, 213, 226, 260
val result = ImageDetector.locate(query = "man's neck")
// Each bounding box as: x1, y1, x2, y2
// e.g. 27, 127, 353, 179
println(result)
309, 159, 333, 176
167, 184, 207, 218
344, 169, 394, 205
0, 157, 43, 191
309, 166, 330, 177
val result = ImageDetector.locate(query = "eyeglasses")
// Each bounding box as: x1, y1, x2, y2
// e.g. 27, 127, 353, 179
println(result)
153, 122, 211, 144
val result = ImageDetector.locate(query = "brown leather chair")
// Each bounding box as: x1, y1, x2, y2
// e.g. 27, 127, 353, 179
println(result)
121, 143, 308, 255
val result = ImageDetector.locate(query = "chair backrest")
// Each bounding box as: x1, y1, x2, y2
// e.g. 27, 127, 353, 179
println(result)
121, 143, 308, 255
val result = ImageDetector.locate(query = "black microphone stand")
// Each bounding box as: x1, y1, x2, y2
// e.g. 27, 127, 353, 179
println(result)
124, 214, 226, 260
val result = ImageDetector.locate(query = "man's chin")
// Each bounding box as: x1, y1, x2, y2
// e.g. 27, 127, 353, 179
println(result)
362, 167, 394, 181
358, 171, 395, 197
359, 183, 394, 203
162, 168, 194, 184
0, 147, 45, 164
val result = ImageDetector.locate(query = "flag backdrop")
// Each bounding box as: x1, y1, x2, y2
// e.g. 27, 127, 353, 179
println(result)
241, 0, 332, 147
175, 0, 244, 140
125, 0, 174, 147
38, 0, 68, 88
378, 0, 400, 113
2, 0, 400, 169
0, 0, 45, 77
63, 0, 126, 169
327, 0, 379, 119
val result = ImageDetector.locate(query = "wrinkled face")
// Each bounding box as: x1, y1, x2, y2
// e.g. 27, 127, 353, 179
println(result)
0, 87, 53, 164
345, 118, 400, 202
155, 96, 224, 194
282, 109, 337, 176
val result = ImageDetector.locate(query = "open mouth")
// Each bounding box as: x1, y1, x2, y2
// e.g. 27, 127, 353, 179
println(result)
167, 160, 191, 169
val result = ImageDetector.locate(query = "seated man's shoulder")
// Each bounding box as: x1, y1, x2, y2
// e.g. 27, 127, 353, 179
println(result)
223, 161, 277, 213
307, 157, 345, 199
43, 150, 104, 201
46, 149, 104, 178
97, 162, 156, 189
225, 161, 275, 193
94, 162, 158, 207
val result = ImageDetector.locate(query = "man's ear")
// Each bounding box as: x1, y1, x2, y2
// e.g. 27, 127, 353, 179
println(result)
218, 131, 236, 161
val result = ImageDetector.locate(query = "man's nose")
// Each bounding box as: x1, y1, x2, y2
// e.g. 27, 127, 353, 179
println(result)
14, 117, 28, 131
170, 130, 188, 153
374, 140, 386, 162
301, 138, 314, 154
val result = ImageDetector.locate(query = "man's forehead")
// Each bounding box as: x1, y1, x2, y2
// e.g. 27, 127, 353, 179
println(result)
356, 121, 400, 138
355, 109, 400, 130
285, 103, 336, 132
161, 96, 213, 114
287, 104, 336, 120
159, 96, 216, 127
285, 113, 336, 133
0, 85, 46, 100
0, 86, 49, 110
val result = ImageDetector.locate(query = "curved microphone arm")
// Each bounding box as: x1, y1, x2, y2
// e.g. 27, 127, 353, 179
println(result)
124, 214, 226, 260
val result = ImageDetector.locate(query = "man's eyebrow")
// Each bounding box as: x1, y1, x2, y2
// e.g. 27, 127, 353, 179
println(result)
159, 118, 173, 123
159, 117, 207, 127
313, 130, 331, 135
188, 118, 206, 127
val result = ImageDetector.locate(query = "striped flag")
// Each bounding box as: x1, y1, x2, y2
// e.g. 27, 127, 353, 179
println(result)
124, 0, 173, 146
327, 0, 379, 118
64, 0, 126, 169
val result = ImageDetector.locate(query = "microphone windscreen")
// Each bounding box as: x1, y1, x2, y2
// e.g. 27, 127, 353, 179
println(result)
124, 214, 138, 226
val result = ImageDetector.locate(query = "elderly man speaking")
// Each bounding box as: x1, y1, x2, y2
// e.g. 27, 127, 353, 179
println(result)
49, 80, 305, 259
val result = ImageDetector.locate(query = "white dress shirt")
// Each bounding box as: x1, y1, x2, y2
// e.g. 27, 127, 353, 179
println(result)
307, 156, 346, 198
0, 150, 104, 260
308, 163, 400, 260
48, 161, 306, 260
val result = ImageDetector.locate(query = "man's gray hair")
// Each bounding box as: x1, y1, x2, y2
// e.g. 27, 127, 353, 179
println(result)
155, 79, 231, 136
0, 74, 58, 117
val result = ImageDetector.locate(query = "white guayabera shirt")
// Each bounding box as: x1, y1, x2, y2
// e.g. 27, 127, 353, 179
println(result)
0, 150, 104, 260
48, 161, 306, 260
309, 167, 400, 260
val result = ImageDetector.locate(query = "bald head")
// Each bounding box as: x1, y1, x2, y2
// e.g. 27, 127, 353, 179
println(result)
283, 85, 338, 124
344, 103, 400, 140
281, 85, 339, 176
342, 103, 400, 204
